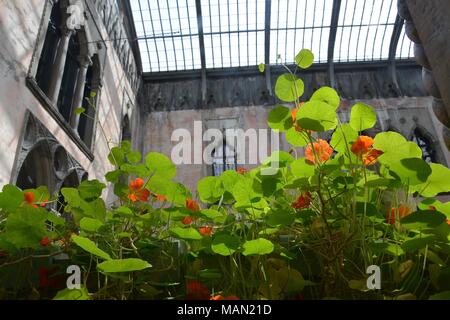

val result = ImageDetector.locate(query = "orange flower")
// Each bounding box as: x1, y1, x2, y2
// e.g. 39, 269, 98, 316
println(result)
351, 136, 383, 166
305, 139, 333, 164
351, 136, 374, 156
292, 192, 312, 210
40, 236, 51, 247
388, 206, 412, 224
186, 280, 210, 300
362, 149, 383, 166
428, 206, 437, 211
211, 295, 239, 300
199, 226, 214, 236
186, 199, 200, 212
182, 216, 195, 225
155, 194, 167, 202
236, 167, 247, 175
291, 108, 298, 122
24, 192, 38, 208
446, 219, 450, 226
128, 177, 150, 202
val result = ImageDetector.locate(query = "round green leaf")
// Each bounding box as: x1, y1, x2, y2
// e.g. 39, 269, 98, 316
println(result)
296, 100, 338, 132
373, 132, 422, 165
389, 158, 432, 186
126, 151, 142, 163
266, 210, 295, 227
71, 235, 111, 260
349, 102, 377, 131
275, 73, 304, 102
53, 287, 90, 300
197, 176, 224, 203
290, 158, 315, 178
242, 238, 274, 256
268, 105, 292, 132
169, 227, 203, 240
310, 86, 340, 109
285, 127, 309, 146
400, 210, 447, 231
97, 258, 151, 273
79, 218, 104, 232
145, 152, 176, 180
211, 232, 240, 256
416, 163, 450, 197
295, 49, 314, 69
330, 123, 358, 153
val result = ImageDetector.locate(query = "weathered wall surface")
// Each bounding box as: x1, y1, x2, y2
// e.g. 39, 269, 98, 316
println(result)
0, 0, 138, 199
141, 96, 449, 194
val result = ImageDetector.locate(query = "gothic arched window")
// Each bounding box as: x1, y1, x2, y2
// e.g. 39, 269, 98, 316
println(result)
411, 128, 436, 163
212, 138, 237, 176
35, 1, 62, 95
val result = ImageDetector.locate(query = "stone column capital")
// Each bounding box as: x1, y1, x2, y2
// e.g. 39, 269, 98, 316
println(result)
77, 55, 93, 68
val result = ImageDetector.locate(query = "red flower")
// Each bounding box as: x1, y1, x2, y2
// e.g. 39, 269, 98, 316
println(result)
388, 206, 412, 224
127, 177, 150, 202
186, 280, 210, 300
40, 236, 51, 247
198, 226, 214, 236
236, 167, 248, 175
305, 139, 333, 164
182, 216, 195, 225
292, 192, 312, 210
186, 199, 200, 212
38, 266, 65, 289
23, 192, 38, 208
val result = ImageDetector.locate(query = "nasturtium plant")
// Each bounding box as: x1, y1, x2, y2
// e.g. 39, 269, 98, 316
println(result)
0, 48, 450, 301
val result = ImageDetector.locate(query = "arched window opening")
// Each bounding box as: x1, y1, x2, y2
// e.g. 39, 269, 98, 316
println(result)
36, 2, 62, 95
411, 128, 437, 163
57, 33, 80, 122
121, 115, 132, 142
16, 142, 54, 191
212, 138, 237, 176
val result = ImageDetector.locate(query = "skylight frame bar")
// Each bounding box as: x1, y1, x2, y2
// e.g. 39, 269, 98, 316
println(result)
318, 0, 327, 61
227, 0, 232, 66
379, 0, 394, 60
363, 0, 375, 61
293, 0, 299, 59
338, 0, 349, 61
246, 0, 249, 66
185, 0, 196, 70
146, 0, 161, 72
137, 0, 153, 72
371, 0, 385, 60
302, 0, 308, 51
355, 0, 368, 61
155, 0, 169, 71
165, 0, 179, 70
175, 0, 187, 70
276, 0, 281, 63
207, 0, 215, 68
346, 0, 359, 62
237, 0, 241, 67
311, 0, 317, 52
284, 0, 289, 63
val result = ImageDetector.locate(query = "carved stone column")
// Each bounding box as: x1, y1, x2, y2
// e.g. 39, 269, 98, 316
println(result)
399, 0, 450, 150
69, 55, 92, 132
48, 27, 75, 106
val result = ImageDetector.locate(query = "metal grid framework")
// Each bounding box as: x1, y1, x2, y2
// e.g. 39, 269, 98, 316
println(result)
130, 0, 414, 73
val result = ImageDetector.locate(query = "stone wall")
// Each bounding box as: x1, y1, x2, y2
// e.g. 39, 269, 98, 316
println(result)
0, 0, 138, 201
